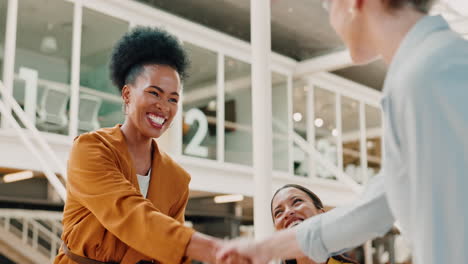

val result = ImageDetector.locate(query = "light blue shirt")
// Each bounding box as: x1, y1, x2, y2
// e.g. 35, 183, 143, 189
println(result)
297, 15, 468, 264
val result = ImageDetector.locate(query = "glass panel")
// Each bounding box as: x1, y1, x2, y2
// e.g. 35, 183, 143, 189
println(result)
14, 0, 73, 135
182, 43, 217, 160
272, 72, 288, 172
366, 105, 382, 178
314, 87, 336, 180
292, 80, 307, 176
224, 57, 252, 165
292, 80, 307, 139
293, 142, 309, 177
341, 96, 363, 183
79, 8, 129, 134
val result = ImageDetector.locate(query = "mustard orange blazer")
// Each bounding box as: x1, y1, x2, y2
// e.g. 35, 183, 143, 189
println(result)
54, 125, 195, 264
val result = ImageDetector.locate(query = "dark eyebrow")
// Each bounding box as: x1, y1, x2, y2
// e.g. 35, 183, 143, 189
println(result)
290, 195, 303, 201
273, 204, 282, 214
149, 85, 179, 97
273, 195, 303, 213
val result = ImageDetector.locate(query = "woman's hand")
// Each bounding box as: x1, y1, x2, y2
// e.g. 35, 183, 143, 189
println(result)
185, 232, 250, 264
216, 238, 270, 264
216, 227, 307, 264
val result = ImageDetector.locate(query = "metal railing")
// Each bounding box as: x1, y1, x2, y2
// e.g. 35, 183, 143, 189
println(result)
291, 132, 363, 193
0, 80, 67, 200
0, 209, 62, 263
271, 117, 364, 194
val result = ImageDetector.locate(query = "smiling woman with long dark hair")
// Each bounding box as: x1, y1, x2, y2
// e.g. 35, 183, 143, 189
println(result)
54, 27, 228, 264
271, 184, 359, 264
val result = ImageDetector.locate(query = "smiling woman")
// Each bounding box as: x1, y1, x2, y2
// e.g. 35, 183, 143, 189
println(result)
55, 27, 230, 264
271, 184, 359, 264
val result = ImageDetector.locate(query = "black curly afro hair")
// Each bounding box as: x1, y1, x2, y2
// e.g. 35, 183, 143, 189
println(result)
109, 26, 189, 92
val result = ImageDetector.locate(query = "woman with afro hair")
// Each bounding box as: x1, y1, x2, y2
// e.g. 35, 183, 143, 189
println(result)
54, 27, 234, 264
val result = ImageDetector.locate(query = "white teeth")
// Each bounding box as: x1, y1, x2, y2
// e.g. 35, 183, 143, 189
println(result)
148, 115, 165, 125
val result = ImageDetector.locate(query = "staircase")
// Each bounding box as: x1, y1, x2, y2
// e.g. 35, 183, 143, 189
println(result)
0, 209, 62, 264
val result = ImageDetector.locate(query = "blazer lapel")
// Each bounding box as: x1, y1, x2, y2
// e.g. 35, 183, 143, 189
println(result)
146, 140, 168, 212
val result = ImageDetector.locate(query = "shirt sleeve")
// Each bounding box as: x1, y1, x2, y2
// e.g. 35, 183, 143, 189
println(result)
67, 134, 195, 264
169, 187, 193, 264
170, 182, 191, 224
296, 173, 395, 262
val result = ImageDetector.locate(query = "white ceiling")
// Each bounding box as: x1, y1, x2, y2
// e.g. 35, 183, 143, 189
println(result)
136, 0, 344, 60
0, 0, 130, 65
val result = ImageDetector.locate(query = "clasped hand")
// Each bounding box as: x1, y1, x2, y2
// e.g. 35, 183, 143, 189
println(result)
214, 238, 272, 264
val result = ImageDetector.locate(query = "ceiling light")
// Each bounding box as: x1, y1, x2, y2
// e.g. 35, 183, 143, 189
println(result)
207, 100, 216, 111
40, 36, 58, 53
314, 118, 324, 127
367, 141, 375, 149
332, 129, 338, 137
293, 112, 303, 122
3, 170, 34, 183
214, 194, 244, 204
40, 23, 58, 54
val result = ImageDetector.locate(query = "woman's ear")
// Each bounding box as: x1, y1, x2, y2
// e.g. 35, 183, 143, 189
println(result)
122, 85, 130, 104
121, 85, 131, 114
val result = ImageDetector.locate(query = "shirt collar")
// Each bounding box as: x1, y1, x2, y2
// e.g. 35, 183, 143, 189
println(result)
384, 15, 450, 93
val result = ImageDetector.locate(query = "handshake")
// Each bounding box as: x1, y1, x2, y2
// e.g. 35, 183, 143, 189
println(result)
213, 238, 270, 264
187, 227, 303, 264
187, 184, 328, 264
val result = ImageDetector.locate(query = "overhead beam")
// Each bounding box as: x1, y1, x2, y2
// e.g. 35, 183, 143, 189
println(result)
295, 50, 354, 77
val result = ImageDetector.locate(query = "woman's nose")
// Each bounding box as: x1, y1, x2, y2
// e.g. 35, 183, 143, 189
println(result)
284, 207, 295, 218
155, 100, 170, 112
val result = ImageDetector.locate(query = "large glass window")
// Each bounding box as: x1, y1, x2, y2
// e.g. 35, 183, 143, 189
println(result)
341, 96, 363, 183
272, 72, 289, 172
366, 105, 382, 178
224, 57, 252, 165
79, 8, 129, 134
314, 87, 337, 179
292, 80, 308, 177
14, 0, 73, 135
182, 43, 217, 160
